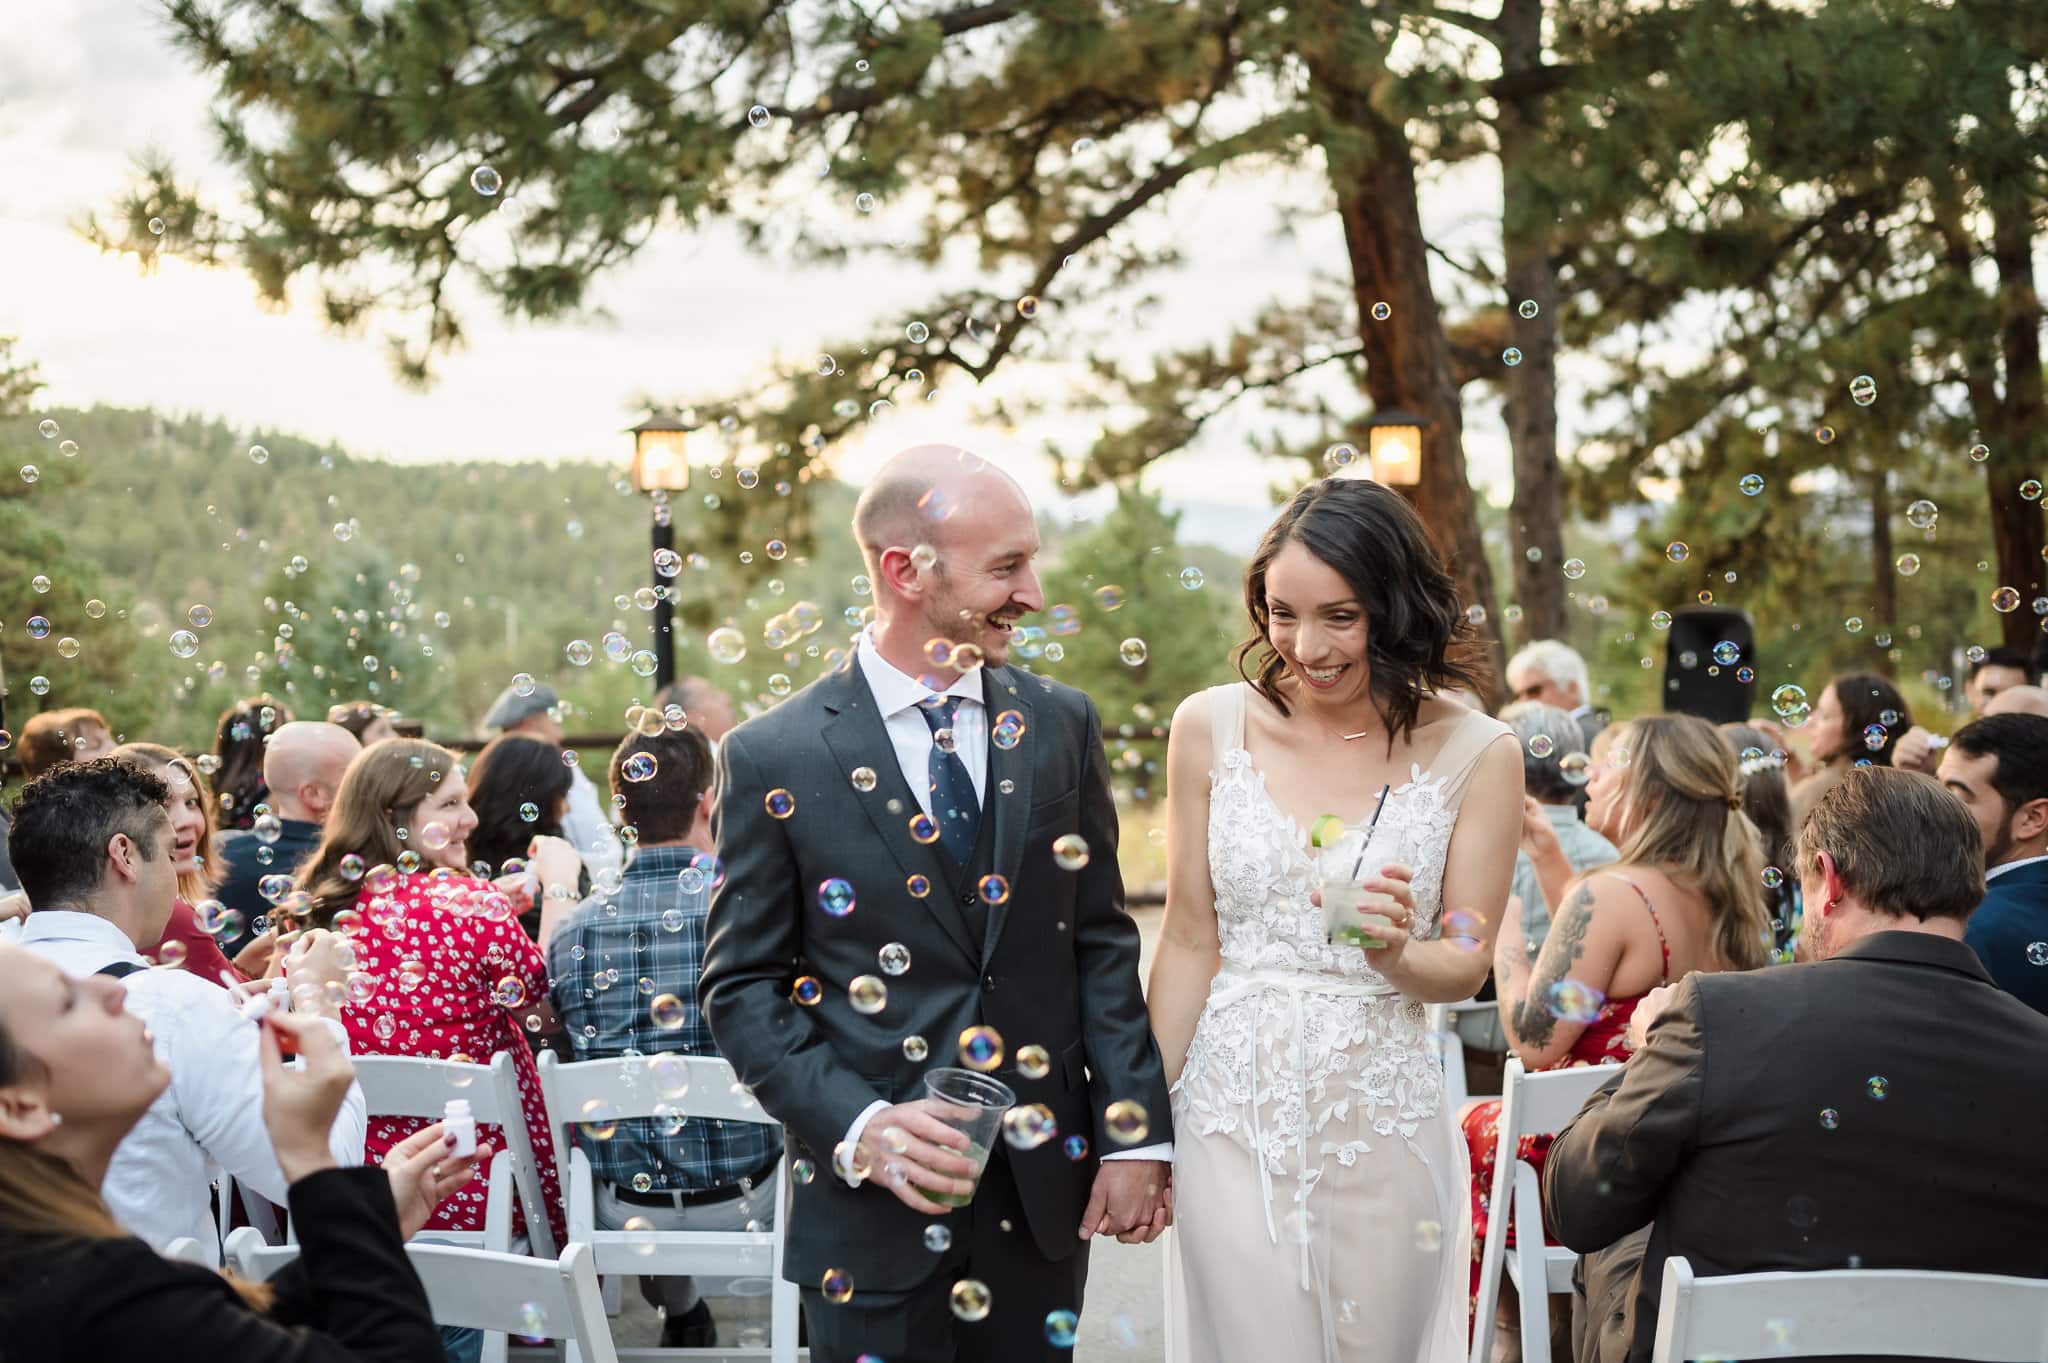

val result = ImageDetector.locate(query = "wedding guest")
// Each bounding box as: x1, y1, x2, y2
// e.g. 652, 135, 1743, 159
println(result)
1466, 713, 1772, 1351
109, 742, 255, 985
1545, 766, 2048, 1363
653, 677, 737, 747
1720, 722, 1799, 955
295, 738, 575, 1248
1937, 715, 2048, 1014
1503, 702, 1619, 953
213, 722, 362, 958
550, 726, 775, 1348
480, 682, 622, 880
17, 708, 118, 783
8, 757, 365, 1259
1788, 672, 1910, 824
1892, 648, 2033, 774
464, 733, 587, 941
1984, 683, 2048, 719
211, 696, 293, 831
0, 946, 476, 1362
326, 700, 399, 747
1506, 640, 1606, 748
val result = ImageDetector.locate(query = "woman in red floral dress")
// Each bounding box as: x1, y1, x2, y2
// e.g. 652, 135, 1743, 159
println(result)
293, 738, 578, 1248
1462, 715, 1775, 1340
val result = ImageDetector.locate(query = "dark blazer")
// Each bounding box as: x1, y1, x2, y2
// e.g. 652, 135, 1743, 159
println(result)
215, 818, 324, 955
1543, 931, 2048, 1363
0, 1166, 439, 1362
699, 661, 1171, 1290
1964, 858, 2048, 1017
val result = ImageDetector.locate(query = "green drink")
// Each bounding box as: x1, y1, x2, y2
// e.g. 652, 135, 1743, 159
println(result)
928, 1141, 992, 1207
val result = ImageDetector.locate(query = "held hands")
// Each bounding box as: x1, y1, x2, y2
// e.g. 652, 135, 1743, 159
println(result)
383, 1121, 490, 1240
1080, 1160, 1173, 1244
857, 1100, 979, 1215
259, 1012, 355, 1184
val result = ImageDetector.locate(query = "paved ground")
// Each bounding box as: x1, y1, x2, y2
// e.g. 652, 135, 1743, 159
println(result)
615, 905, 1172, 1360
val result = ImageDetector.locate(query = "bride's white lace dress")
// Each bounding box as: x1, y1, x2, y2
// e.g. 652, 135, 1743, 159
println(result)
1165, 684, 1506, 1363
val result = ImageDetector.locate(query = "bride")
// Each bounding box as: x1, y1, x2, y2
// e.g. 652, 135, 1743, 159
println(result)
1149, 477, 1523, 1363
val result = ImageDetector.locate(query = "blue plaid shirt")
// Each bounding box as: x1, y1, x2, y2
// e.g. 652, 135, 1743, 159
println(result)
547, 844, 781, 1193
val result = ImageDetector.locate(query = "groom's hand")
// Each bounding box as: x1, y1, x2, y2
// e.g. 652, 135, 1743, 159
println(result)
1080, 1160, 1171, 1243
859, 1100, 980, 1214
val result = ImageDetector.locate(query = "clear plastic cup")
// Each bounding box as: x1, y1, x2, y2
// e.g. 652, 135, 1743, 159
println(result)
1318, 827, 1395, 948
922, 1068, 1015, 1207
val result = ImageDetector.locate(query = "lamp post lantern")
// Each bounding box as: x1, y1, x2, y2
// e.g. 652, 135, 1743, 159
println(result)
628, 411, 693, 691
1363, 408, 1428, 494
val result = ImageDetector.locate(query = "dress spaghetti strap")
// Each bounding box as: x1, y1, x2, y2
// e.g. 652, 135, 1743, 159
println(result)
1589, 870, 1673, 985
1429, 708, 1513, 810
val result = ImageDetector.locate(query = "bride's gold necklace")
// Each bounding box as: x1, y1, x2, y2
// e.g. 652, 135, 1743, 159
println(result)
1296, 686, 1381, 743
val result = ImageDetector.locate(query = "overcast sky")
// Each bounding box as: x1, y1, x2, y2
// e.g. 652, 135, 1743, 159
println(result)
0, 1, 1517, 545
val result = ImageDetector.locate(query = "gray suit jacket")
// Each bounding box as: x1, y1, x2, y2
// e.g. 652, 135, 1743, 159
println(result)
699, 661, 1171, 1288
1543, 932, 2048, 1363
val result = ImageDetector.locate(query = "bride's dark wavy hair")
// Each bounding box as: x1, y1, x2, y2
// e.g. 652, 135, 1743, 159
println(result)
1236, 478, 1490, 751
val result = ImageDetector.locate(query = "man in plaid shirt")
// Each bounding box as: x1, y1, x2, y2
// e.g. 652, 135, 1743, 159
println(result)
549, 720, 779, 1348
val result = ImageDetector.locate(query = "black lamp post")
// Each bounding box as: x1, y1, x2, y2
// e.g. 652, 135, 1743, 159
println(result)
628, 411, 692, 691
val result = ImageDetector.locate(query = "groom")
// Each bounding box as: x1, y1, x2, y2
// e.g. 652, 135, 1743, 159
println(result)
701, 445, 1173, 1362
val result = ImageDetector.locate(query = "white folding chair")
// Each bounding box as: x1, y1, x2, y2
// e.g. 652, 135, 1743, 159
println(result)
1469, 1058, 1622, 1363
227, 1229, 617, 1363
1651, 1255, 2048, 1361
350, 1051, 557, 1257
162, 1236, 213, 1266
216, 1173, 285, 1249
537, 1050, 799, 1363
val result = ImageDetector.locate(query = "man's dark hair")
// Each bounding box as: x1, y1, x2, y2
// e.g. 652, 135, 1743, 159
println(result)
1796, 767, 1984, 922
609, 727, 714, 845
1970, 646, 2035, 684
8, 757, 171, 909
1951, 714, 2048, 814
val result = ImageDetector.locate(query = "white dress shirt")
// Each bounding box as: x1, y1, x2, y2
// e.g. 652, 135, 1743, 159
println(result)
837, 635, 1167, 1177
1988, 854, 2048, 882
562, 764, 624, 880
18, 910, 367, 1264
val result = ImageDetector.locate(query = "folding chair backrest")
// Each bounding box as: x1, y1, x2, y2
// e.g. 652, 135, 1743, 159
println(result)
161, 1236, 212, 1266
350, 1053, 508, 1123
1499, 1057, 1620, 1144
225, 1225, 303, 1282
536, 1050, 770, 1178
406, 1242, 617, 1363
1651, 1256, 2048, 1362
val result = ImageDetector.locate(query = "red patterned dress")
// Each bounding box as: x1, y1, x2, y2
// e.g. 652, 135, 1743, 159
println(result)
336, 870, 564, 1246
1461, 873, 1670, 1315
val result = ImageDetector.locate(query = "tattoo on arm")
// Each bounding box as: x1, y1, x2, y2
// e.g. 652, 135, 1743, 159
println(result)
1511, 883, 1596, 1050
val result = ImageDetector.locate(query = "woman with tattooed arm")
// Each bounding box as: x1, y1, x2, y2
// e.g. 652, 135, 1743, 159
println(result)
1459, 714, 1774, 1349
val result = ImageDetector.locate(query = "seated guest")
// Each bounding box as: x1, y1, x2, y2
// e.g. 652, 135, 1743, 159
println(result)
549, 727, 776, 1349
1937, 715, 2048, 1014
1788, 671, 1910, 823
110, 742, 264, 986
295, 739, 576, 1249
1466, 713, 1771, 1348
1720, 722, 1799, 956
652, 676, 738, 747
465, 733, 588, 941
213, 722, 362, 958
326, 700, 399, 747
481, 681, 622, 880
211, 696, 293, 832
1503, 702, 1619, 953
1544, 766, 2048, 1363
0, 945, 477, 1361
1506, 640, 1606, 748
17, 707, 117, 781
8, 758, 365, 1259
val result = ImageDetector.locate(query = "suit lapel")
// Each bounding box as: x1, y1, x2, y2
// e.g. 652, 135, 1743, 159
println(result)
980, 667, 1038, 964
817, 666, 980, 966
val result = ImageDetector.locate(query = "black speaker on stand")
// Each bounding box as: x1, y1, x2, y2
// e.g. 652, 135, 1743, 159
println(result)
1662, 607, 1757, 724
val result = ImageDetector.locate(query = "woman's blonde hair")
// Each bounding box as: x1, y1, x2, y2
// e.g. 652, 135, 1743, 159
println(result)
108, 742, 224, 902
294, 738, 458, 926
1604, 714, 1773, 971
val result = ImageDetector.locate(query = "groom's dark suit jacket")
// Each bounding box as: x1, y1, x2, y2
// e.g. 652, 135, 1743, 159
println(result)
1543, 931, 2048, 1363
700, 661, 1172, 1288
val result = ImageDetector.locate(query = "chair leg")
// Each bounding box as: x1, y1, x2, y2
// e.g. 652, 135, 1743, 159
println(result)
772, 1277, 800, 1363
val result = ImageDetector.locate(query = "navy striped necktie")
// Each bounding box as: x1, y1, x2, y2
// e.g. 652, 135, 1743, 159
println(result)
918, 697, 980, 862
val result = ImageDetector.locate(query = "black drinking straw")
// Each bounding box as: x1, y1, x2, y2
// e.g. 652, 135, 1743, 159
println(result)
1348, 783, 1393, 883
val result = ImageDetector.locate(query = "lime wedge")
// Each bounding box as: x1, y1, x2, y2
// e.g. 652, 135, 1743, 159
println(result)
1308, 814, 1347, 848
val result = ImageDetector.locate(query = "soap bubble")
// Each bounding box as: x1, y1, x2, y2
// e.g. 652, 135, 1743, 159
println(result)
1665, 541, 1689, 563
1052, 834, 1090, 870
1179, 566, 1205, 590
469, 164, 502, 195
1739, 474, 1765, 497
564, 639, 595, 666
1993, 586, 2023, 614
1370, 301, 1391, 321
959, 1025, 1004, 1071
1002, 1104, 1057, 1150
707, 626, 747, 663
821, 1269, 854, 1304
1119, 638, 1149, 666
1104, 1099, 1150, 1144
169, 630, 200, 658
764, 789, 796, 818
1527, 734, 1555, 759
1518, 299, 1539, 319
949, 1279, 992, 1322
1849, 374, 1877, 406
650, 994, 686, 1029
747, 104, 771, 128
1016, 1044, 1052, 1079
1970, 443, 1991, 463
1905, 498, 1938, 530
1562, 558, 1586, 580
848, 976, 888, 1014
817, 878, 855, 916
1896, 553, 1921, 576
1545, 977, 1606, 1023
1503, 347, 1523, 366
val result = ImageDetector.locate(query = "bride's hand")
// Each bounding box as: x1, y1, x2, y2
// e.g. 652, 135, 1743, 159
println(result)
1361, 863, 1416, 969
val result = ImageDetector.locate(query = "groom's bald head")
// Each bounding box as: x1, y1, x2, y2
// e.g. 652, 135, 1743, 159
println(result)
853, 445, 1029, 573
